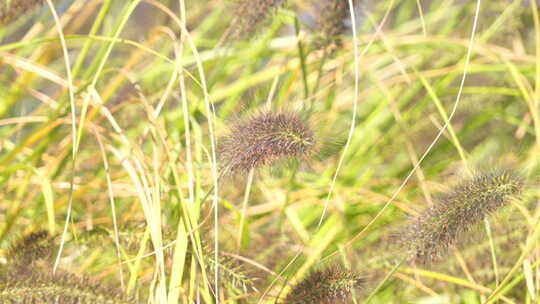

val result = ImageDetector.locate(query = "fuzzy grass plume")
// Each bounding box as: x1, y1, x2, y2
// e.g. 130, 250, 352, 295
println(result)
218, 110, 316, 174
312, 0, 355, 50
401, 170, 524, 265
0, 0, 44, 25
0, 230, 137, 304
0, 271, 137, 304
282, 266, 364, 304
221, 0, 286, 42
3, 230, 54, 272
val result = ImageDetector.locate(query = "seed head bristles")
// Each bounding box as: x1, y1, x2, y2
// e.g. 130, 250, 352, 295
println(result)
6, 230, 54, 269
221, 0, 286, 42
0, 0, 44, 25
0, 270, 137, 304
312, 0, 356, 51
281, 266, 364, 304
401, 170, 524, 265
218, 110, 316, 175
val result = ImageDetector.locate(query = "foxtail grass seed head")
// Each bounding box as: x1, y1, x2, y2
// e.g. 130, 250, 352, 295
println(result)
218, 110, 316, 174
222, 0, 286, 41
282, 266, 364, 304
0, 271, 137, 304
0, 0, 44, 25
7, 230, 54, 269
402, 170, 524, 265
313, 0, 354, 50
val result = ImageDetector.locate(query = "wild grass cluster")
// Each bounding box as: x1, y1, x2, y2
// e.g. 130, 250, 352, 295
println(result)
1, 0, 540, 303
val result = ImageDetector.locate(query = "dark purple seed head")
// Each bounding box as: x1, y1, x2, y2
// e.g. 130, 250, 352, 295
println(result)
7, 230, 54, 269
0, 270, 137, 304
313, 0, 354, 50
401, 170, 524, 265
218, 110, 316, 174
282, 266, 364, 304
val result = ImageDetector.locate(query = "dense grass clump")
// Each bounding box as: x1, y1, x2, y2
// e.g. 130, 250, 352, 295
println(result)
282, 266, 364, 304
218, 110, 316, 174
401, 171, 524, 265
0, 0, 44, 25
1, 0, 539, 302
222, 0, 286, 41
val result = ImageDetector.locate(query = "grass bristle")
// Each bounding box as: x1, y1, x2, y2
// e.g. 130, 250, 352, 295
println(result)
218, 110, 316, 174
282, 266, 364, 304
401, 170, 524, 265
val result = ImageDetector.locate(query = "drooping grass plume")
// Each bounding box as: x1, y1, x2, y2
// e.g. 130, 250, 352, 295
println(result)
281, 266, 364, 304
401, 170, 524, 265
0, 270, 137, 304
0, 0, 44, 26
218, 110, 316, 175
221, 0, 286, 42
312, 0, 356, 50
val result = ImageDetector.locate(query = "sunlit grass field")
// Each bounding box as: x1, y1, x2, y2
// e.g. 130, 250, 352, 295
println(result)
1, 0, 540, 303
